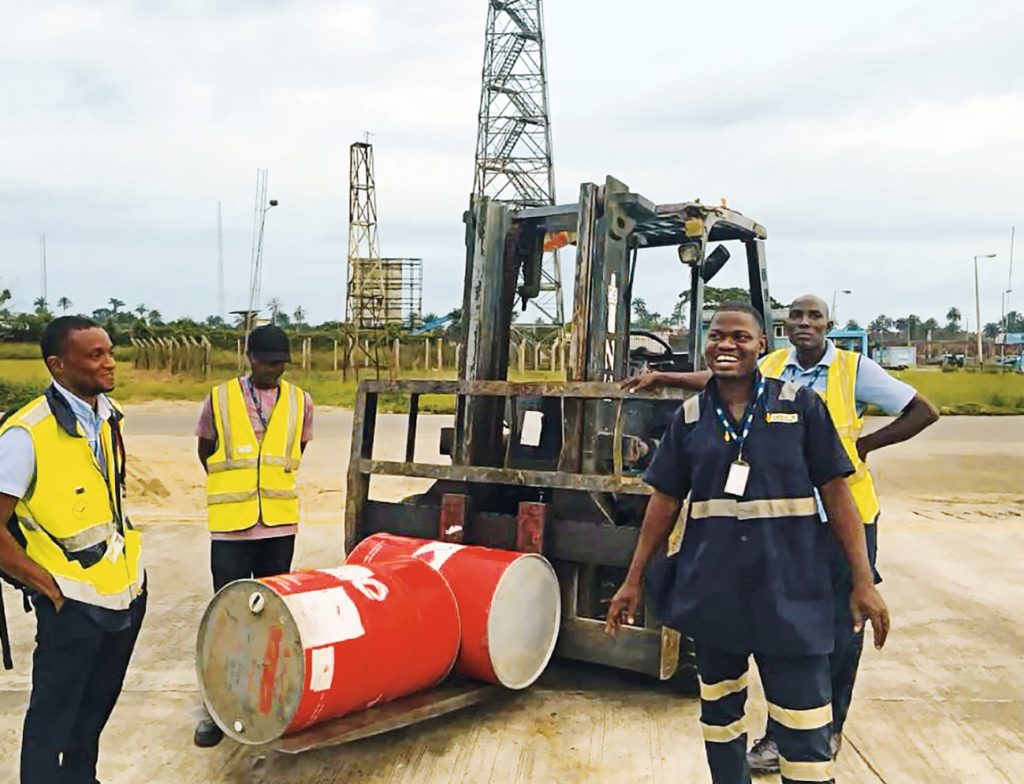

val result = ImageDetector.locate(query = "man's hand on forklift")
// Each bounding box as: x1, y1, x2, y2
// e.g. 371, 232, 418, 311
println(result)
605, 580, 641, 637
619, 372, 665, 393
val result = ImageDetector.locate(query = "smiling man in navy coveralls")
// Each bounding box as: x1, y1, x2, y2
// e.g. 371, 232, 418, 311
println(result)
607, 303, 889, 784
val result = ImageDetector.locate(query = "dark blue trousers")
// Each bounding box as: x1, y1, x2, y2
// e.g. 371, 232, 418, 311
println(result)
765, 522, 879, 743
697, 643, 834, 784
21, 592, 146, 784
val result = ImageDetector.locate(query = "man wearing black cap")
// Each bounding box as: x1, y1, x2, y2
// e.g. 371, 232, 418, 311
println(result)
192, 325, 314, 747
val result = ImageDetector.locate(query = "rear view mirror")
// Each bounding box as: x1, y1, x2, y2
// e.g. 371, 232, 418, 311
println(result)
701, 245, 731, 283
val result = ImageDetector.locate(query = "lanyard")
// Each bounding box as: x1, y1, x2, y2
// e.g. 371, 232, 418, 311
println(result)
714, 377, 765, 455
803, 364, 826, 390
246, 378, 279, 430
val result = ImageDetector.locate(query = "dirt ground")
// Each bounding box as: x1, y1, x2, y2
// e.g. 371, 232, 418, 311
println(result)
1, 403, 1022, 783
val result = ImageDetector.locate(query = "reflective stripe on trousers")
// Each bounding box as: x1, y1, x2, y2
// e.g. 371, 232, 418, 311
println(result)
696, 643, 834, 784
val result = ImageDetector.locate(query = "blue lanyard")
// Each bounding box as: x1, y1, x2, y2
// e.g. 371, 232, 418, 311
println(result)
246, 378, 279, 429
714, 378, 765, 452
804, 365, 826, 389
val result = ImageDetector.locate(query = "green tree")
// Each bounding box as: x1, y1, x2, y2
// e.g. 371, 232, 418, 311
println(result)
273, 310, 291, 328
983, 322, 1000, 339
631, 297, 666, 329
135, 303, 147, 320
945, 307, 961, 330
868, 314, 893, 333
292, 306, 306, 327
147, 309, 163, 325
921, 317, 939, 338
33, 297, 49, 315
844, 319, 861, 330
204, 315, 225, 328
57, 296, 72, 312
108, 298, 125, 314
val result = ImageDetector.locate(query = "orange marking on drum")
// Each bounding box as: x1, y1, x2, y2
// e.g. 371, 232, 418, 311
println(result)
258, 625, 283, 715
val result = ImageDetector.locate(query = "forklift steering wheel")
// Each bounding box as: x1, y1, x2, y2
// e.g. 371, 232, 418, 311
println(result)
629, 330, 674, 361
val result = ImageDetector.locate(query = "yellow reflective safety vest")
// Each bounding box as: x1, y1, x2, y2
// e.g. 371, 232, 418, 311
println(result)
205, 378, 306, 532
759, 347, 881, 524
0, 388, 144, 610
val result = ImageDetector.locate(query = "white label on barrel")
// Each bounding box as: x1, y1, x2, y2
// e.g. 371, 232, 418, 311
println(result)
310, 646, 335, 692
286, 587, 365, 649
412, 541, 465, 570
320, 565, 390, 602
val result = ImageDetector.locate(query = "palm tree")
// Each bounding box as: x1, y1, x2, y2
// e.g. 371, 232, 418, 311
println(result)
57, 296, 72, 312
108, 298, 125, 314
33, 296, 49, 315
292, 306, 306, 326
147, 309, 163, 325
135, 304, 147, 319
945, 307, 961, 330
267, 297, 283, 321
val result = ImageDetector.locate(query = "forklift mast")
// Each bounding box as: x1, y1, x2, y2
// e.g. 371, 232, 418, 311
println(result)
346, 175, 772, 681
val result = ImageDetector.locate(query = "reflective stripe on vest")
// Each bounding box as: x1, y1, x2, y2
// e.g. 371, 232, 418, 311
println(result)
205, 378, 305, 532
759, 348, 881, 523
0, 396, 144, 609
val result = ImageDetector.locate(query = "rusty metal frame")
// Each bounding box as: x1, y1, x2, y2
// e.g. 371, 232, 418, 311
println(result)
343, 379, 688, 554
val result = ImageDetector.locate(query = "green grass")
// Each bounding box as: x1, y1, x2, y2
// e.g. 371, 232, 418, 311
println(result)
4, 347, 1024, 414
890, 368, 1024, 414
0, 358, 564, 414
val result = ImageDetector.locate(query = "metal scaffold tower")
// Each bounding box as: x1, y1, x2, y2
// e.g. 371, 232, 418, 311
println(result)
473, 0, 563, 324
346, 141, 386, 330
345, 140, 423, 375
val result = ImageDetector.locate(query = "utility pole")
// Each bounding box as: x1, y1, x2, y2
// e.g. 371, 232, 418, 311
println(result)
245, 169, 278, 335
473, 0, 562, 324
217, 202, 225, 320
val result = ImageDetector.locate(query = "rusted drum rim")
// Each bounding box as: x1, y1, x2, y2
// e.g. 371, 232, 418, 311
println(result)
196, 580, 306, 745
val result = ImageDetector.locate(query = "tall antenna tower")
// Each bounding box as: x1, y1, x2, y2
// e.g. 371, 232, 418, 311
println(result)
346, 141, 385, 329
473, 0, 562, 324
40, 234, 48, 305
217, 202, 225, 319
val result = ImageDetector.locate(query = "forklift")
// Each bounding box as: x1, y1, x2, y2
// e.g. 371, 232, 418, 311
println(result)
344, 175, 774, 691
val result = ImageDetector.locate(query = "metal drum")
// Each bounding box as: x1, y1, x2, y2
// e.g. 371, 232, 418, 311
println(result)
196, 558, 460, 745
347, 533, 561, 690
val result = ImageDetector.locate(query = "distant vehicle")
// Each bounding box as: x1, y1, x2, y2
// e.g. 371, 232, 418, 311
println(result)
828, 328, 868, 355
941, 352, 966, 368
873, 345, 917, 370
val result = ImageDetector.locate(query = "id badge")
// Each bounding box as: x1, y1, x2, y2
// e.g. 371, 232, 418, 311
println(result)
724, 460, 750, 498
105, 532, 124, 564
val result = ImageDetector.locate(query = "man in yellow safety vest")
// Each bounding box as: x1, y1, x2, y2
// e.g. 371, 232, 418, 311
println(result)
0, 316, 147, 783
192, 324, 314, 747
622, 294, 939, 772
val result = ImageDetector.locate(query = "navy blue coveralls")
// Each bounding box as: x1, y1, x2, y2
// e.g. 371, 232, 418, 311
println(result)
643, 375, 854, 784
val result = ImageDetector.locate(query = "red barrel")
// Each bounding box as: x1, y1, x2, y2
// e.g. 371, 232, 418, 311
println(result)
347, 533, 561, 690
195, 558, 460, 745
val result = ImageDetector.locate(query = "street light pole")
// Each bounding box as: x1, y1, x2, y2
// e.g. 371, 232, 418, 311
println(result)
831, 289, 851, 326
974, 253, 997, 365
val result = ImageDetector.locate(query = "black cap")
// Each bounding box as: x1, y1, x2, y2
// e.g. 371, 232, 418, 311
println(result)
247, 325, 291, 363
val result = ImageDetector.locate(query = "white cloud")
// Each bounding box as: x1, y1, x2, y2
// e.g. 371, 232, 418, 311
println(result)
0, 0, 1021, 330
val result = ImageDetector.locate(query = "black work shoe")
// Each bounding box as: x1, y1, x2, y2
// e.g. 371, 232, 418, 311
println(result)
194, 717, 224, 748
746, 734, 780, 774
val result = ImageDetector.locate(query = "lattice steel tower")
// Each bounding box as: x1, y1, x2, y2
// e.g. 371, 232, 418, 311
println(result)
346, 141, 385, 328
473, 0, 563, 324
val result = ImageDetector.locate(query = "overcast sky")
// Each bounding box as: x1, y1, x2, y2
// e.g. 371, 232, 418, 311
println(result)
1, 0, 1021, 329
